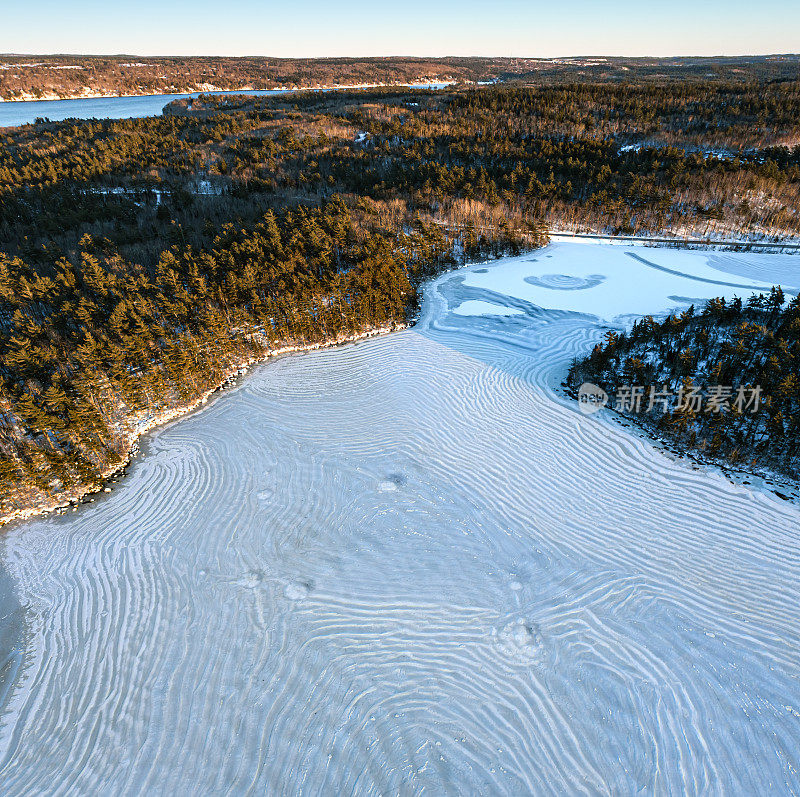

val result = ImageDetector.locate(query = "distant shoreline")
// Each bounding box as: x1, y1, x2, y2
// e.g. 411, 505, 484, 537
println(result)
0, 80, 456, 104
549, 230, 800, 251
0, 88, 285, 103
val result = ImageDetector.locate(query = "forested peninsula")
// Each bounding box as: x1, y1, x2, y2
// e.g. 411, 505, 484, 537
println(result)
2, 79, 800, 521
568, 291, 800, 480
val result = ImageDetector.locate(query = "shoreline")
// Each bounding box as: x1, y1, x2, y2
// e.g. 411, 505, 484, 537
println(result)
0, 80, 456, 105
0, 88, 290, 103
561, 381, 800, 504
0, 323, 405, 529
548, 230, 800, 251
4, 235, 799, 529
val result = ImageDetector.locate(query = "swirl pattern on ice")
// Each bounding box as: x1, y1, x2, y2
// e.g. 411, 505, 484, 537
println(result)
0, 242, 799, 794
524, 272, 606, 290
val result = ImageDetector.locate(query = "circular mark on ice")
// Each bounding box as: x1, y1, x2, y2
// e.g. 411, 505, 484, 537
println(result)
284, 580, 314, 601
495, 618, 544, 664
524, 273, 606, 291
241, 569, 266, 588
378, 472, 406, 492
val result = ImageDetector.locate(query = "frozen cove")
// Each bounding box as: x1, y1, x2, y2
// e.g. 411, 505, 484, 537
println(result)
1, 242, 800, 794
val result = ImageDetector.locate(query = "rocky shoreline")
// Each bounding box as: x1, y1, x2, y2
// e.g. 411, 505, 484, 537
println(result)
0, 323, 405, 529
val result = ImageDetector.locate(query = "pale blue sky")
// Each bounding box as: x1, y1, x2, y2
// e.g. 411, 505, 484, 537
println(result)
2, 0, 799, 57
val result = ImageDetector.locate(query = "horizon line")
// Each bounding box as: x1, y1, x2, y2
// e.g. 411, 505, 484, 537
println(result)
2, 52, 800, 60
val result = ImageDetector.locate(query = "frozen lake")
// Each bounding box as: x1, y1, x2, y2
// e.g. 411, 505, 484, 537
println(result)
1, 242, 799, 793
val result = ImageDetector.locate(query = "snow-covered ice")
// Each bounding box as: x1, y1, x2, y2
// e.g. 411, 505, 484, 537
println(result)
0, 242, 799, 793
462, 242, 797, 322
451, 299, 525, 316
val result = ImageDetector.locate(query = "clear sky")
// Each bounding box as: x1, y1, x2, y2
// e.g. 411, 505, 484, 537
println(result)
2, 0, 799, 57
